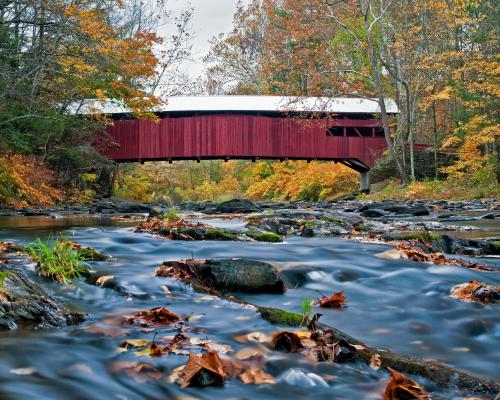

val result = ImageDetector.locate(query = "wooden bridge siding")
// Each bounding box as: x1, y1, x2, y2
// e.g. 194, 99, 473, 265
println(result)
103, 114, 387, 167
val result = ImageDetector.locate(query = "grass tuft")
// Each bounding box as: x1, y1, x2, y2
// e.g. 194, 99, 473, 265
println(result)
27, 237, 87, 284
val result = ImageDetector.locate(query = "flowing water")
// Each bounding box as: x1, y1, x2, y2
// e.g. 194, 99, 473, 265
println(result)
0, 214, 499, 400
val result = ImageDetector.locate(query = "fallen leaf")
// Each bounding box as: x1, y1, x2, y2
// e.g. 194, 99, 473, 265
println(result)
272, 331, 304, 353
121, 339, 151, 348
370, 354, 382, 370
180, 350, 226, 388
239, 366, 276, 385
384, 367, 430, 400
96, 275, 115, 285
0, 292, 9, 303
314, 291, 346, 309
108, 361, 163, 383
125, 307, 180, 327
450, 280, 500, 304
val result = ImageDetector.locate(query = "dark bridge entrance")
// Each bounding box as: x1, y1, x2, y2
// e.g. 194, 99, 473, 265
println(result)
91, 96, 397, 191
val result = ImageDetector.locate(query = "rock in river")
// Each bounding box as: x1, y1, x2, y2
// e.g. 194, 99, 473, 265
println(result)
0, 266, 85, 330
215, 199, 262, 214
157, 258, 286, 294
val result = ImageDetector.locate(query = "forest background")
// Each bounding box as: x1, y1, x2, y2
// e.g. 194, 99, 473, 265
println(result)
0, 0, 498, 207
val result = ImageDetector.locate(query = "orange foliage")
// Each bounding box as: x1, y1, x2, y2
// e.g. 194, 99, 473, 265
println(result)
0, 155, 62, 208
246, 161, 358, 201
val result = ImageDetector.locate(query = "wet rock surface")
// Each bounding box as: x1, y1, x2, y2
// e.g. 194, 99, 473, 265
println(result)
0, 264, 84, 330
157, 258, 286, 294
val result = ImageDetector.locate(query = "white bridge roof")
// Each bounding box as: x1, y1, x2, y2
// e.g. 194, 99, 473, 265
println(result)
71, 96, 399, 115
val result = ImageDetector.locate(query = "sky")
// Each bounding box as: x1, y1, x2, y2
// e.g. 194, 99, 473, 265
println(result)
168, 0, 243, 78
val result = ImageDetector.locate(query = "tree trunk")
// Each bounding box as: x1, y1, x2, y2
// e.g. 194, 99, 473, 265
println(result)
432, 101, 439, 179
363, 12, 409, 185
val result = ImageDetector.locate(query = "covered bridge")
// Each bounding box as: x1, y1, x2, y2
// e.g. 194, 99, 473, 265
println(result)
88, 96, 398, 191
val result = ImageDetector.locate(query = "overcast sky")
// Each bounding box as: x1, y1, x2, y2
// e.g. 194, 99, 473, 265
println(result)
168, 0, 244, 78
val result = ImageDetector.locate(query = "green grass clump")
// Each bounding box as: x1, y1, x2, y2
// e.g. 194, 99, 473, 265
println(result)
300, 297, 313, 326
27, 237, 87, 284
400, 232, 441, 242
160, 209, 181, 222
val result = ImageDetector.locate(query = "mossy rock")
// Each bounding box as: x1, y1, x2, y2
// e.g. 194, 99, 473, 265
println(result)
245, 230, 283, 243
319, 215, 348, 227
299, 220, 317, 229
490, 241, 500, 255
204, 228, 239, 241
258, 307, 303, 327
78, 247, 106, 261
400, 232, 441, 242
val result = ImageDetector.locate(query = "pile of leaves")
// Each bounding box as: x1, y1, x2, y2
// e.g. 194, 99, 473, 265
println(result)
396, 243, 491, 271
450, 280, 500, 304
135, 218, 206, 235
0, 242, 25, 254
374, 237, 492, 271
155, 260, 204, 283
270, 329, 362, 363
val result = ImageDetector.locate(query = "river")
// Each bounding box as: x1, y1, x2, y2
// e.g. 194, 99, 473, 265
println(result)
0, 212, 499, 399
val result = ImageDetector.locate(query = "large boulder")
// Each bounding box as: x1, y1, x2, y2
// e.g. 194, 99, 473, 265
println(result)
197, 259, 285, 293
215, 199, 262, 214
361, 208, 387, 218
158, 258, 285, 294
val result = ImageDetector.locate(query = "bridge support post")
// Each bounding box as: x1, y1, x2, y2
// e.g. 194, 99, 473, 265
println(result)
359, 171, 370, 194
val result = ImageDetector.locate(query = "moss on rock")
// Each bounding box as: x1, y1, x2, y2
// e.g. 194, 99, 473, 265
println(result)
205, 228, 239, 241
258, 307, 303, 326
245, 230, 283, 243
400, 232, 441, 242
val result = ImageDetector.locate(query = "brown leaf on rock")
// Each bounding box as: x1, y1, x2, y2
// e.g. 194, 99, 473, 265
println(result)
314, 291, 346, 308
450, 280, 500, 304
397, 243, 491, 271
239, 366, 276, 385
95, 275, 115, 285
181, 350, 226, 388
272, 331, 304, 353
124, 307, 180, 327
384, 367, 430, 400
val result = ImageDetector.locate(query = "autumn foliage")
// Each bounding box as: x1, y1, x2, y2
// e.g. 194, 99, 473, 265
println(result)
0, 155, 62, 207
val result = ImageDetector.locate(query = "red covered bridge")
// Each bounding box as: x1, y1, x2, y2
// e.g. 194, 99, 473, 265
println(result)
88, 96, 398, 191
